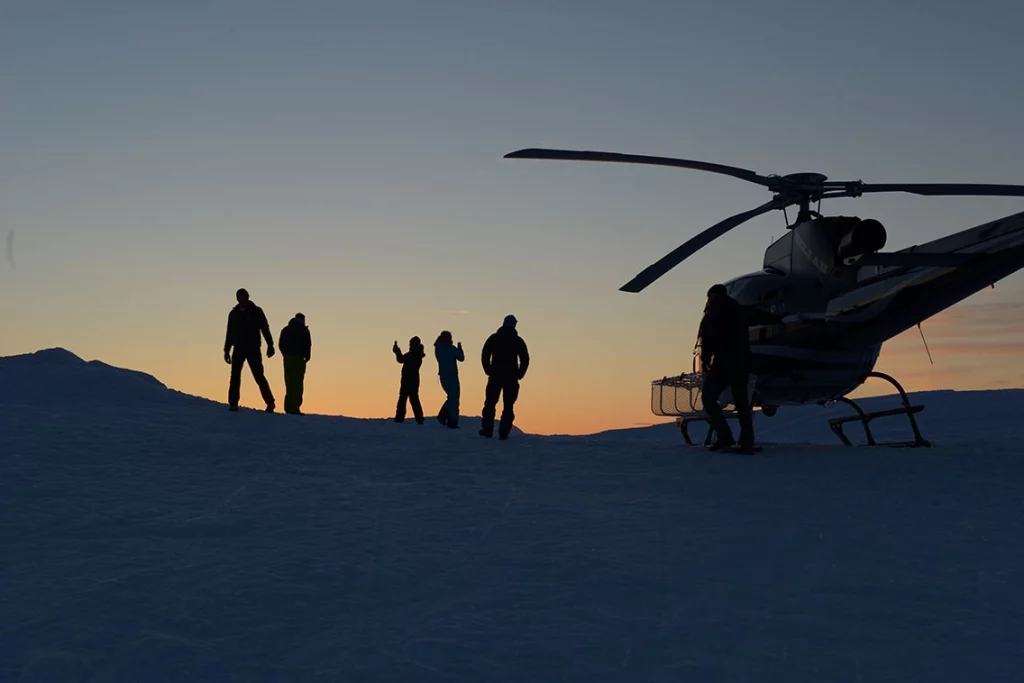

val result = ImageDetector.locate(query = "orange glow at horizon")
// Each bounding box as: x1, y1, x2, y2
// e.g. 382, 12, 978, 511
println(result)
4, 288, 1023, 437
853, 299, 1024, 400
178, 293, 1024, 434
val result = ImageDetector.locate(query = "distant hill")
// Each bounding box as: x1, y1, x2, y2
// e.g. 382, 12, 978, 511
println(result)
0, 348, 524, 435
0, 347, 195, 410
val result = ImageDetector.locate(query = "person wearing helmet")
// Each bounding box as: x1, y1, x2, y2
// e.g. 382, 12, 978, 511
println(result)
393, 335, 426, 424
479, 314, 530, 440
699, 283, 755, 452
224, 288, 276, 412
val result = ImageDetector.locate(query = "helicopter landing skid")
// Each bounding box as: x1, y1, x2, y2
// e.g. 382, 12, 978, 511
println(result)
826, 371, 931, 448
676, 413, 742, 446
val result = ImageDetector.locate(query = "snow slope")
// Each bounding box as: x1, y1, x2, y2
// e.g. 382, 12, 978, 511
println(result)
2, 348, 1022, 682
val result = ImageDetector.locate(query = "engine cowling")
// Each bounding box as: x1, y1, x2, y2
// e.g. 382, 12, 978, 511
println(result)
837, 218, 886, 265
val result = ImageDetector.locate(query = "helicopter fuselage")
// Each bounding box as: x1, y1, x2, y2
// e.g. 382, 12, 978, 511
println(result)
717, 210, 1024, 409
715, 268, 883, 407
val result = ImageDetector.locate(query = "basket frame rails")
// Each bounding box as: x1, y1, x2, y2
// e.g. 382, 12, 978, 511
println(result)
650, 372, 748, 446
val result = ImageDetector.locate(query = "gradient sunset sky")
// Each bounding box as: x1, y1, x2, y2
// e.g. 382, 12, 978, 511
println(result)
3, 1, 1024, 434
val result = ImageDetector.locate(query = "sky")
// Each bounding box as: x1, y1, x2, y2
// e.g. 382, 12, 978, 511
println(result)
2, 0, 1024, 434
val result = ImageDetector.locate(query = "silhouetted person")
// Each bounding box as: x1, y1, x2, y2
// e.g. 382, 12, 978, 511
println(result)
699, 283, 754, 452
224, 288, 276, 412
279, 312, 311, 415
479, 314, 530, 440
434, 330, 464, 428
393, 336, 425, 424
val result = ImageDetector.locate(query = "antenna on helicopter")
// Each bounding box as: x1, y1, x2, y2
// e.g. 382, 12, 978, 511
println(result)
917, 323, 934, 365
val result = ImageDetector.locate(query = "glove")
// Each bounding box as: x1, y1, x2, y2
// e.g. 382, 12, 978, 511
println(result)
267, 345, 276, 358
224, 351, 231, 365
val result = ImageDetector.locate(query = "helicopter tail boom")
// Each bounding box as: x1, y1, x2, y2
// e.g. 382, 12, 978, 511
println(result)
827, 210, 1024, 340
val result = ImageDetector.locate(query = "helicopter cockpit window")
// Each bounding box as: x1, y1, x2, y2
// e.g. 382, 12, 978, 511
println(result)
724, 270, 787, 307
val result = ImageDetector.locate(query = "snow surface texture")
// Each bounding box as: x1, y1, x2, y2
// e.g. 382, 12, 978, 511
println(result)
2, 348, 1023, 682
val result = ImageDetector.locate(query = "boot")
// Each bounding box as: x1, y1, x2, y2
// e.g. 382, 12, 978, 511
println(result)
708, 436, 735, 451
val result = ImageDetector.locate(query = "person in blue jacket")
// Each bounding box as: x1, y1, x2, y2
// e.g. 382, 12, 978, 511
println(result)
434, 330, 464, 428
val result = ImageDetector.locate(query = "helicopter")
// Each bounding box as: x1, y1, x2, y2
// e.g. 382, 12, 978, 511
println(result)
503, 147, 1024, 446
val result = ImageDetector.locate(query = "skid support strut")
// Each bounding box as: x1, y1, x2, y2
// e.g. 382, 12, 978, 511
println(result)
826, 371, 930, 447
677, 412, 743, 446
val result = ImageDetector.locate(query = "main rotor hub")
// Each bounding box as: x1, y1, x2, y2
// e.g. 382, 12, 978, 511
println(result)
780, 172, 828, 185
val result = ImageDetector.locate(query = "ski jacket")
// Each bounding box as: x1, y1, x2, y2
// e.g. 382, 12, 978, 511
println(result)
434, 338, 464, 382
279, 318, 312, 360
225, 303, 273, 353
394, 342, 425, 382
699, 294, 750, 373
481, 326, 530, 380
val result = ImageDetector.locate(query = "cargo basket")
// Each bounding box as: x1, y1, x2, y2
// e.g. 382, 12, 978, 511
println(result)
650, 372, 755, 417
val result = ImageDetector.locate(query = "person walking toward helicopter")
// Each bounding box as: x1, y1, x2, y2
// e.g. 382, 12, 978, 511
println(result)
699, 283, 755, 453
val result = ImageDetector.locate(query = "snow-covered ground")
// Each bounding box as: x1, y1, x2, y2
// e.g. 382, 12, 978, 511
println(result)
2, 348, 1023, 682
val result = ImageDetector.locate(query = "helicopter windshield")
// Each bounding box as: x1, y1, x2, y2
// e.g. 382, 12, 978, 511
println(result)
722, 270, 787, 308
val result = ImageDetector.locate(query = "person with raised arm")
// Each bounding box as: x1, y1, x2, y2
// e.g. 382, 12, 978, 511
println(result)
433, 330, 464, 428
393, 336, 425, 424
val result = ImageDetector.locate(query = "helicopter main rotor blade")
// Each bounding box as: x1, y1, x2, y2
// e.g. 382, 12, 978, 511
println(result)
619, 199, 784, 293
504, 148, 775, 188
853, 183, 1024, 197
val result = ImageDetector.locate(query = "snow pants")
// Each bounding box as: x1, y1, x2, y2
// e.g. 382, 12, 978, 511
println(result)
229, 349, 275, 409
283, 355, 307, 414
481, 375, 520, 438
701, 367, 753, 447
437, 375, 460, 427
396, 378, 424, 423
